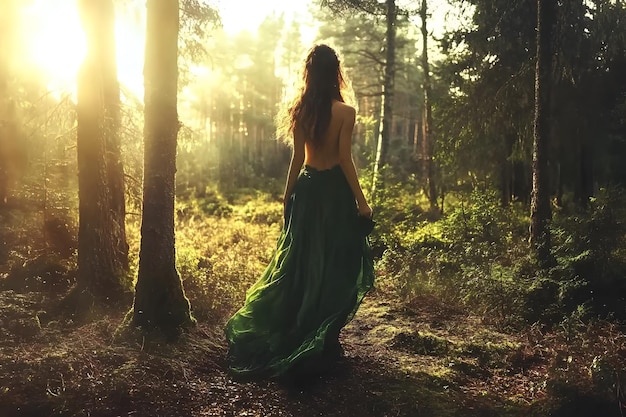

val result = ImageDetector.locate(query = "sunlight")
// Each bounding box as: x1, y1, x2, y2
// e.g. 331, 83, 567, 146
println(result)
18, 0, 318, 103
19, 0, 145, 101
114, 4, 146, 100
20, 0, 86, 95
217, 0, 316, 43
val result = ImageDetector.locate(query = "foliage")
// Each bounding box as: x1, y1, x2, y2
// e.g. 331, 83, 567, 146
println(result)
377, 187, 526, 323
178, 0, 221, 66
178, 15, 299, 195
173, 194, 282, 322
363, 166, 434, 243
375, 176, 626, 329
438, 0, 626, 205
1, 1, 626, 411
549, 187, 626, 320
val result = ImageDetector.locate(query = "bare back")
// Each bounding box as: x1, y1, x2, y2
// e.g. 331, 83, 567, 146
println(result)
302, 100, 354, 170
282, 44, 371, 218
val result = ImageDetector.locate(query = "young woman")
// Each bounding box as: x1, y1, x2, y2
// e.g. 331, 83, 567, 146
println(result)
225, 44, 375, 378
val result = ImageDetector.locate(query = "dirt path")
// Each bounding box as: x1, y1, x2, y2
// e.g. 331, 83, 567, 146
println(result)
0, 289, 616, 417
187, 289, 562, 417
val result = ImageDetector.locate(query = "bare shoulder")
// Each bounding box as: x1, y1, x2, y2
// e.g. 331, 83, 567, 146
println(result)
332, 101, 356, 121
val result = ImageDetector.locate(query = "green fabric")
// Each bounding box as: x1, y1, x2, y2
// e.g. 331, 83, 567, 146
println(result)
225, 164, 375, 377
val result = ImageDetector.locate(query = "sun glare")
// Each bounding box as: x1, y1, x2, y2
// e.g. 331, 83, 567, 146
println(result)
113, 5, 146, 100
20, 0, 86, 95
18, 0, 316, 102
19, 0, 145, 100
218, 0, 316, 43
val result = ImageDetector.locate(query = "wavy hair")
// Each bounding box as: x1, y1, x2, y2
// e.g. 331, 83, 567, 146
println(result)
277, 44, 353, 146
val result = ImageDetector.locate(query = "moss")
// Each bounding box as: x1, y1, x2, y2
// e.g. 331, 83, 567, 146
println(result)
391, 330, 452, 356
449, 359, 492, 379
458, 340, 519, 366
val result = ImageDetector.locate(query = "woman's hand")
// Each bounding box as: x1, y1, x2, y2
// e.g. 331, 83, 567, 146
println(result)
358, 201, 373, 218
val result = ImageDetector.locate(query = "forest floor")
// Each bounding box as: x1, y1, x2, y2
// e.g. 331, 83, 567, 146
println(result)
0, 285, 624, 417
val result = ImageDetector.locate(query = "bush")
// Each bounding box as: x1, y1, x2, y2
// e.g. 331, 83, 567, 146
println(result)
377, 184, 626, 326
173, 195, 281, 322
550, 187, 626, 320
379, 189, 533, 325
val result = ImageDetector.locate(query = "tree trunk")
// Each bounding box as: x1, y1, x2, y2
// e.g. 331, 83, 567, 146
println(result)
415, 118, 423, 164
71, 0, 129, 308
99, 0, 129, 270
0, 0, 17, 207
530, 0, 556, 266
500, 134, 515, 206
420, 0, 437, 209
131, 0, 193, 334
371, 0, 396, 198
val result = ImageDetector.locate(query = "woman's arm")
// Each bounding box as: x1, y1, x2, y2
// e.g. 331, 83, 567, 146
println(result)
338, 106, 372, 217
283, 125, 305, 203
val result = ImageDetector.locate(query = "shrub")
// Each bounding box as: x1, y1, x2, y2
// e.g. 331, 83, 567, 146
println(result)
379, 188, 533, 326
550, 187, 626, 320
173, 195, 281, 322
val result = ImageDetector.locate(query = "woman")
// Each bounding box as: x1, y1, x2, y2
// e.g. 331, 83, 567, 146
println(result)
225, 44, 375, 378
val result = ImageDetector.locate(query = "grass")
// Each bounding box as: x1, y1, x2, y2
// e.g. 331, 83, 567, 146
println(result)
0, 191, 625, 416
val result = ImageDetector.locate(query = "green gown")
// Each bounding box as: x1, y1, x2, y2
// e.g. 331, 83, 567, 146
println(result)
224, 164, 375, 378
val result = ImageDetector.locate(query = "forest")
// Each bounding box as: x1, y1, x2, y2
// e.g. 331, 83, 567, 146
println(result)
1, 0, 626, 416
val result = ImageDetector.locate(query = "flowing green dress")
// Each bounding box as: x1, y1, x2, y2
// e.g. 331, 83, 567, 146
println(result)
224, 164, 375, 378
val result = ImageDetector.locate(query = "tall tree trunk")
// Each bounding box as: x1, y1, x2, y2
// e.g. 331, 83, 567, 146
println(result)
408, 113, 417, 149
0, 0, 17, 207
131, 0, 193, 334
70, 0, 129, 308
371, 0, 396, 198
415, 118, 423, 164
420, 0, 437, 209
99, 0, 129, 270
530, 0, 557, 266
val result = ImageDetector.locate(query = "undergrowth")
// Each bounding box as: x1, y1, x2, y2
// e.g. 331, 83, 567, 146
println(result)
2, 181, 626, 415
375, 186, 626, 329
171, 193, 282, 323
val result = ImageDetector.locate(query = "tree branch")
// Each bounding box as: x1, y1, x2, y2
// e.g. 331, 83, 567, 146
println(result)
319, 0, 386, 16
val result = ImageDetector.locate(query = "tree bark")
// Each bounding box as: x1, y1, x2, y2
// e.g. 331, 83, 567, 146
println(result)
0, 0, 17, 207
371, 0, 396, 198
530, 0, 557, 266
99, 0, 129, 270
420, 0, 437, 209
71, 0, 129, 307
131, 0, 193, 334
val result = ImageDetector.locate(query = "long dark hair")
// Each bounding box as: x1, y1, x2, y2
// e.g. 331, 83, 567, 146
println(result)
278, 44, 351, 146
